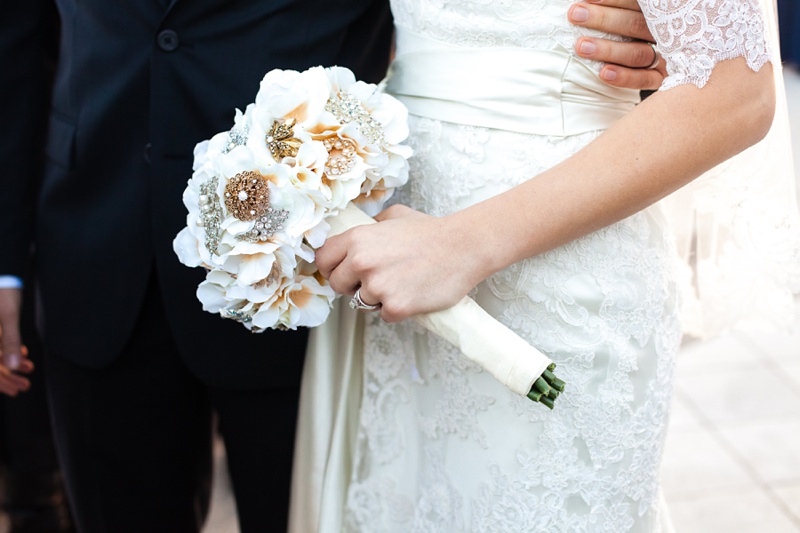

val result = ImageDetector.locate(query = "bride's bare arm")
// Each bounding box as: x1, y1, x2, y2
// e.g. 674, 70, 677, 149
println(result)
454, 57, 774, 277
316, 56, 774, 321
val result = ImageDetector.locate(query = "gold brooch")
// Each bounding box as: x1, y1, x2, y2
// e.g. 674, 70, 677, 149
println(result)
266, 118, 303, 160
323, 136, 357, 176
224, 171, 270, 221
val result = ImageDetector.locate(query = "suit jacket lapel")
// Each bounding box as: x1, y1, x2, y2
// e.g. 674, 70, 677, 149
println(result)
162, 0, 179, 19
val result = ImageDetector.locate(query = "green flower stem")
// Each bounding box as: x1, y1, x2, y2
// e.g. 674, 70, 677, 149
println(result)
526, 363, 565, 409
533, 377, 552, 396
540, 395, 556, 410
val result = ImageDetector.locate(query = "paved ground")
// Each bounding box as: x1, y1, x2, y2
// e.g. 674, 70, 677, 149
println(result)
659, 65, 800, 533
663, 301, 800, 532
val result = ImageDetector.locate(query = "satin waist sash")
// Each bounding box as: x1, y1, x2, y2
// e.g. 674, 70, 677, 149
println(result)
385, 28, 640, 136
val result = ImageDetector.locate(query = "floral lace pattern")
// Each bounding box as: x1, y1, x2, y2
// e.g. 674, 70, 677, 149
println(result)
344, 110, 683, 531
339, 0, 775, 531
641, 0, 771, 89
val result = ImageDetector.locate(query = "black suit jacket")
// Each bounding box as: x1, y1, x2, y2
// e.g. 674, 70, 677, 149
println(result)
0, 0, 392, 389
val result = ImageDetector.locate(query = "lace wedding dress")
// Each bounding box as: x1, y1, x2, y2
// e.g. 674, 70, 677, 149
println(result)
290, 1, 796, 532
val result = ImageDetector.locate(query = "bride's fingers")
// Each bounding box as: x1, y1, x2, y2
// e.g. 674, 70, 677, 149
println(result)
568, 2, 653, 42
324, 251, 360, 295
315, 234, 349, 279
322, 232, 375, 295
327, 266, 361, 296
355, 286, 381, 307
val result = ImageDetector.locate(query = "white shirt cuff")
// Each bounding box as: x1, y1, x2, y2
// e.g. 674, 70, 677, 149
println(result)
0, 276, 23, 289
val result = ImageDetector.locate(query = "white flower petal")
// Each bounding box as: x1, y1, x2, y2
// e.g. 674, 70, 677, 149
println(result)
197, 279, 232, 313
237, 253, 279, 286
173, 227, 203, 267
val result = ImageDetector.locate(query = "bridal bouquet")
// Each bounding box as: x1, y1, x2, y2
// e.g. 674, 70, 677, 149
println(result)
174, 66, 564, 408
173, 66, 410, 330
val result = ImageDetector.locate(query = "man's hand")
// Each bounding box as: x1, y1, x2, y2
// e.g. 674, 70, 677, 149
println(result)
568, 0, 667, 90
0, 288, 34, 396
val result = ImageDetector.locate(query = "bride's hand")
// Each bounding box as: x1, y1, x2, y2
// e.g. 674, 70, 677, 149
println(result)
316, 205, 483, 323
568, 0, 668, 90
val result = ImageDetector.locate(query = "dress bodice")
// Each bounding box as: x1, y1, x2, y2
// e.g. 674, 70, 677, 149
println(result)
391, 0, 772, 90
391, 0, 616, 73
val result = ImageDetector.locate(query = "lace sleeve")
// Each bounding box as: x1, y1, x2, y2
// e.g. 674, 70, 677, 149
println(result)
639, 0, 773, 90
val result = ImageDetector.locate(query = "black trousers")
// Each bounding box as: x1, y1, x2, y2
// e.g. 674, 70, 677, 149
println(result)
1, 269, 72, 531
45, 275, 300, 533
778, 0, 800, 66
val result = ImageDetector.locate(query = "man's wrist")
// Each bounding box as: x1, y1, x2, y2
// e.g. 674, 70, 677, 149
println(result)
0, 276, 23, 289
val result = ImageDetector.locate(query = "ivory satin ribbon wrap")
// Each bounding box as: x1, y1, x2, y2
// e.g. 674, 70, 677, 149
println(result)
386, 27, 640, 137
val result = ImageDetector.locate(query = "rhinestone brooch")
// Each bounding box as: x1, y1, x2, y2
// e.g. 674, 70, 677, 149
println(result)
224, 126, 249, 153
266, 118, 303, 161
324, 92, 386, 146
198, 177, 223, 255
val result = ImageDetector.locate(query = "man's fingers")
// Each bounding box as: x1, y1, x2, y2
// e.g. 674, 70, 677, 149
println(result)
569, 0, 664, 90
598, 64, 665, 90
0, 288, 33, 396
568, 2, 653, 42
0, 322, 23, 367
576, 36, 658, 69
0, 382, 19, 396
584, 0, 642, 11
0, 367, 31, 396
9, 353, 34, 375
0, 288, 24, 370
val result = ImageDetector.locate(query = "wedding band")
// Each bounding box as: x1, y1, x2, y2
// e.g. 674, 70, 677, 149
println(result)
646, 42, 660, 69
349, 288, 381, 312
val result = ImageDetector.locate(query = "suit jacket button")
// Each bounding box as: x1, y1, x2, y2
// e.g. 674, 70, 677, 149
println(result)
143, 143, 151, 163
157, 30, 180, 52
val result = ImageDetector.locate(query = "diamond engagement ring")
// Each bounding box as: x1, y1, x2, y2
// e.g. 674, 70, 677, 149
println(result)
349, 288, 381, 312
646, 42, 660, 70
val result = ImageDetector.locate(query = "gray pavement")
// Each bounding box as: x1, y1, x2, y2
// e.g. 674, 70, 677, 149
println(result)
660, 65, 800, 533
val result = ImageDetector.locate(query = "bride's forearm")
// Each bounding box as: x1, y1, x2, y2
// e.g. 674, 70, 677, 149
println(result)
453, 57, 776, 280
316, 58, 775, 322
